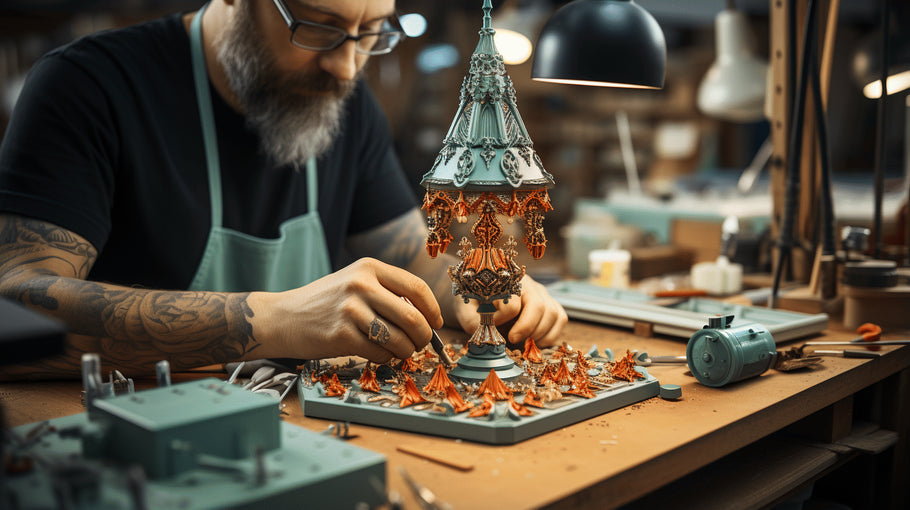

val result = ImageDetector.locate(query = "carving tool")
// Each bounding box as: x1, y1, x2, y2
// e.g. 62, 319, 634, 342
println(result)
635, 355, 687, 367
225, 360, 245, 384
401, 296, 455, 368
647, 355, 687, 364
241, 366, 275, 390
428, 329, 455, 368
399, 466, 451, 510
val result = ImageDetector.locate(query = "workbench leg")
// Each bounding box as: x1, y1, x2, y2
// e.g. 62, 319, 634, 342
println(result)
785, 394, 853, 443
878, 368, 909, 509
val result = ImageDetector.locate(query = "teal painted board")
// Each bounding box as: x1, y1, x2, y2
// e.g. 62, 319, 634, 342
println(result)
298, 370, 660, 445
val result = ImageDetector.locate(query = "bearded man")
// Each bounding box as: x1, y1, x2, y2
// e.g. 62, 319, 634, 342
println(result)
0, 0, 566, 379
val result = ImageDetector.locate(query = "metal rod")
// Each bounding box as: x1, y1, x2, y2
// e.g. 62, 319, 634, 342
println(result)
811, 349, 885, 358
873, 0, 891, 259
905, 95, 910, 266
648, 355, 687, 363
802, 340, 910, 346
810, 31, 835, 257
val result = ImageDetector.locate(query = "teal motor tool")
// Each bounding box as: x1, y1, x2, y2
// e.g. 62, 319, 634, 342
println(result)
686, 314, 777, 387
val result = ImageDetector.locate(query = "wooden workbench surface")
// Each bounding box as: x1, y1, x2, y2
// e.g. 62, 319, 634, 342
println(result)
3, 321, 908, 509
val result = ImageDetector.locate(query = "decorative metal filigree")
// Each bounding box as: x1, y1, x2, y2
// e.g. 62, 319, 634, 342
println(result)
502, 107, 519, 144
501, 149, 521, 187
454, 105, 472, 146
523, 208, 547, 259
458, 76, 469, 106
454, 150, 475, 187
472, 202, 502, 246
441, 143, 457, 165
517, 146, 532, 167
480, 138, 496, 169
423, 192, 454, 257
445, 201, 526, 304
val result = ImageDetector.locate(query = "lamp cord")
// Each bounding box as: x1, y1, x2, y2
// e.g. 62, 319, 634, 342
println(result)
771, 0, 817, 308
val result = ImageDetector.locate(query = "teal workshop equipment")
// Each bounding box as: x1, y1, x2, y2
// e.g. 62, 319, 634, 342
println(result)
686, 314, 777, 387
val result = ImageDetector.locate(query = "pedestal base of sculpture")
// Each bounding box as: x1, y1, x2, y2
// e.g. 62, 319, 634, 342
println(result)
450, 343, 523, 381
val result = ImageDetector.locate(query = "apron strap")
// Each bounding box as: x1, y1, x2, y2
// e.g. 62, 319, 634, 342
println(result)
190, 4, 223, 229
306, 157, 318, 213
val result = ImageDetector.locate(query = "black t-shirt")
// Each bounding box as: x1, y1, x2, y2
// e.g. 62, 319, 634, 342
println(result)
0, 13, 416, 291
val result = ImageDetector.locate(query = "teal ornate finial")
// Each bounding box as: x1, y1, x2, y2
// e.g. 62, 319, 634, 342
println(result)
482, 0, 493, 30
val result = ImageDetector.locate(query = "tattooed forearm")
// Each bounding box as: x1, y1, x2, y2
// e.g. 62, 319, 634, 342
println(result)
18, 276, 258, 371
0, 214, 259, 378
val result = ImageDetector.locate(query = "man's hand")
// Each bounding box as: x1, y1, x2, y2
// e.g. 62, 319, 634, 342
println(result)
451, 274, 567, 348
253, 258, 443, 364
347, 209, 568, 349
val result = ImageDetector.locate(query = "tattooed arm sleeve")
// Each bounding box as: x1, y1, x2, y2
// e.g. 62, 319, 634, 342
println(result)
0, 214, 260, 380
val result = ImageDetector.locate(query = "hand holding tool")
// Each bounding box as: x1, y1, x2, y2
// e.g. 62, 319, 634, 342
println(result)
401, 296, 454, 368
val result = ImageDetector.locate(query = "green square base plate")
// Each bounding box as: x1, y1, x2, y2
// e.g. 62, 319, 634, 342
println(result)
298, 367, 659, 445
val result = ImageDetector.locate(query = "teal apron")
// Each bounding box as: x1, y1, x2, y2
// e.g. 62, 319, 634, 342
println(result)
187, 5, 331, 293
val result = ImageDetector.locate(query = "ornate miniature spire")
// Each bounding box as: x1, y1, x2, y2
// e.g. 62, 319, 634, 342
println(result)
420, 0, 554, 191
421, 1, 555, 382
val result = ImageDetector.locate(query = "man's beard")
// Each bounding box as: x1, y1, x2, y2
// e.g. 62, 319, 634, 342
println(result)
215, 4, 359, 168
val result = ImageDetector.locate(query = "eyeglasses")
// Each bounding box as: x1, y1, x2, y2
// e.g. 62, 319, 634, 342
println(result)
271, 0, 405, 55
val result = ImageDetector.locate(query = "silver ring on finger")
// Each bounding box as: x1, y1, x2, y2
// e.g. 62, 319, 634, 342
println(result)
368, 317, 391, 346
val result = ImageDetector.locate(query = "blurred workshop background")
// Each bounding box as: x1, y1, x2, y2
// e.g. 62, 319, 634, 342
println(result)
1, 0, 907, 286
